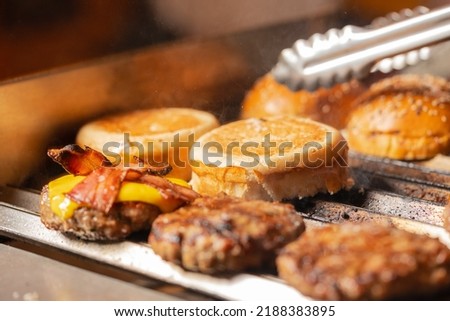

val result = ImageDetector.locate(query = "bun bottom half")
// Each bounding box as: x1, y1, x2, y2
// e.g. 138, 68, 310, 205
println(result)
190, 162, 350, 201
347, 131, 450, 160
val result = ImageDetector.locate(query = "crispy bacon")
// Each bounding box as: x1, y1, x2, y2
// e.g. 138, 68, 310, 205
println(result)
67, 167, 126, 213
65, 167, 199, 213
48, 144, 172, 176
48, 145, 111, 175
50, 144, 196, 212
138, 175, 200, 203
117, 156, 172, 177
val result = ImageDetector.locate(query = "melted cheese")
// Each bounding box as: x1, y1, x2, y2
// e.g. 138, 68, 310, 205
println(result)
48, 174, 189, 220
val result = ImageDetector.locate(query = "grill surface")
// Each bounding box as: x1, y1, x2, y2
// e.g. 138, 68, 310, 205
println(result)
1, 152, 450, 300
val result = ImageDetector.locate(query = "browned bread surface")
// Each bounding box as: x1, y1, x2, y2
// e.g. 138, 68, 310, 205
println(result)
346, 74, 450, 160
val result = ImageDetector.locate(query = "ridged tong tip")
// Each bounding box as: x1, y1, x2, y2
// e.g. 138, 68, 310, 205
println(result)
272, 5, 450, 91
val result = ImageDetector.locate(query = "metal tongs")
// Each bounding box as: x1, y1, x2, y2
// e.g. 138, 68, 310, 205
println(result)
272, 5, 450, 91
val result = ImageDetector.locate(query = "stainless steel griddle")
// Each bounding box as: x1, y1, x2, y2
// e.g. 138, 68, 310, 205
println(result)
1, 152, 450, 300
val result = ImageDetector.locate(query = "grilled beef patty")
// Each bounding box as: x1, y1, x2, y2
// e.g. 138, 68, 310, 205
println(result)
276, 222, 450, 300
149, 194, 305, 274
40, 185, 161, 241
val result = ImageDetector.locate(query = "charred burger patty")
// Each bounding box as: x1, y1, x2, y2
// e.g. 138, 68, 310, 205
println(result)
276, 222, 450, 300
149, 194, 305, 274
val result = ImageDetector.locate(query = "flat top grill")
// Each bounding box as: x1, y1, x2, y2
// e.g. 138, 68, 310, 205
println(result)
1, 152, 449, 300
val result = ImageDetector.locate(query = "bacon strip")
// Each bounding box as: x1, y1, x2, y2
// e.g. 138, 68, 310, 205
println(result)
48, 145, 111, 175
51, 144, 197, 212
67, 167, 126, 213
117, 157, 172, 178
138, 175, 200, 203
66, 167, 198, 213
48, 144, 172, 176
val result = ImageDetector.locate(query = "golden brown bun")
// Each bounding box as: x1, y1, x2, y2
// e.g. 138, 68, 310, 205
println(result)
240, 73, 365, 129
190, 116, 351, 201
76, 108, 219, 180
346, 74, 450, 160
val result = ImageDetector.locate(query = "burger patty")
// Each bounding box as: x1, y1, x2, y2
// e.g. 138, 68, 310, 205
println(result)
276, 222, 450, 300
40, 185, 161, 241
149, 194, 305, 274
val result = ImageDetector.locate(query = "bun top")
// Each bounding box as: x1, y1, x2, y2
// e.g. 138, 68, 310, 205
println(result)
240, 74, 364, 129
240, 74, 316, 119
76, 108, 219, 180
95, 109, 204, 135
77, 108, 219, 153
347, 74, 450, 137
80, 108, 218, 137
191, 116, 347, 175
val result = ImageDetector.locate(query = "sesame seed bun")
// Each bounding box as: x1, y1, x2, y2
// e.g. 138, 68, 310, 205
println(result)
346, 74, 450, 160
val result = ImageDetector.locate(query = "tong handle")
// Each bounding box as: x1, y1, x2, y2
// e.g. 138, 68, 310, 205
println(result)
272, 5, 450, 91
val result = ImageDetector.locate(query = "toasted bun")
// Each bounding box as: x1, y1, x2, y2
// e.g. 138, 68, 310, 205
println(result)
190, 116, 350, 200
76, 108, 219, 180
346, 74, 450, 160
240, 73, 365, 129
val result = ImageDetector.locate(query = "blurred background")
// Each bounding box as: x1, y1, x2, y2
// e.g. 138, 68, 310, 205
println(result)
0, 0, 447, 81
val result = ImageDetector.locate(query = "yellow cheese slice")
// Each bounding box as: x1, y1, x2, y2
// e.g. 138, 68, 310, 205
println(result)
48, 174, 189, 220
